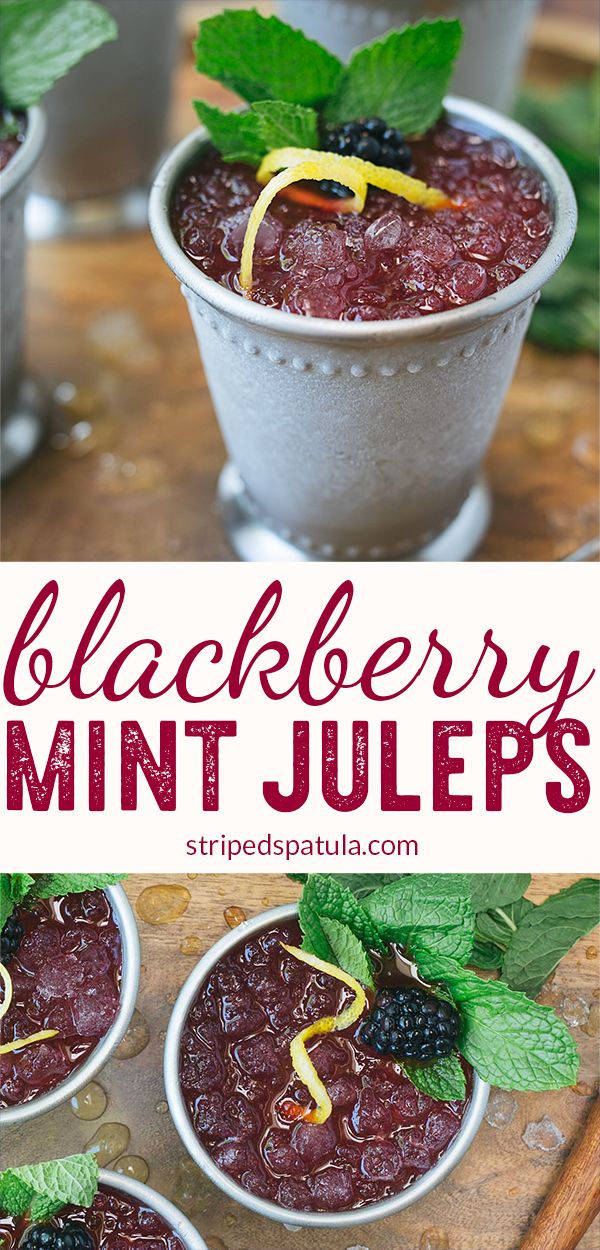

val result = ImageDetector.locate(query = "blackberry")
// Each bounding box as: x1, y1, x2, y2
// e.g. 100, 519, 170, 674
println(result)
1, 913, 23, 962
318, 116, 413, 197
359, 985, 460, 1062
21, 1223, 96, 1250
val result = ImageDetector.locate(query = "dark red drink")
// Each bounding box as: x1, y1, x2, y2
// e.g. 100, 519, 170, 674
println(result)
179, 920, 470, 1214
0, 114, 25, 173
0, 1184, 187, 1249
0, 891, 122, 1108
171, 120, 552, 321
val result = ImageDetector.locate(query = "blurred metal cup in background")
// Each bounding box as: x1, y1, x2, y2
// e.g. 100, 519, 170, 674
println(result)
28, 0, 180, 239
1, 108, 46, 480
279, 0, 540, 113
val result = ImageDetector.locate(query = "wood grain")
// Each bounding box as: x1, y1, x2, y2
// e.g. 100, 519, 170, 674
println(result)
1, 13, 598, 564
3, 873, 599, 1250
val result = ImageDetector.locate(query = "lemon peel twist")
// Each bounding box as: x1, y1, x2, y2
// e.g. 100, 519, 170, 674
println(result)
239, 146, 454, 296
0, 961, 58, 1055
281, 942, 367, 1124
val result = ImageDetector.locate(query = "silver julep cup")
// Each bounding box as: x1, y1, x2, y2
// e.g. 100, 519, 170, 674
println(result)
164, 902, 490, 1231
149, 97, 576, 563
28, 0, 180, 237
0, 106, 46, 480
279, 0, 540, 113
0, 885, 140, 1127
97, 1169, 208, 1249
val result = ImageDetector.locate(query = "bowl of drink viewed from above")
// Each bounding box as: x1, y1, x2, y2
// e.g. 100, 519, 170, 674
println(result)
164, 902, 490, 1229
150, 9, 576, 564
0, 874, 140, 1126
278, 0, 539, 113
0, 1155, 208, 1250
0, 0, 117, 479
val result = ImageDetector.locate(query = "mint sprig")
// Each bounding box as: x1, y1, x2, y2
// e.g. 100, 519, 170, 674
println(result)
303, 875, 387, 956
502, 878, 600, 997
191, 10, 462, 167
404, 1053, 466, 1102
0, 872, 126, 931
0, 1153, 98, 1220
324, 19, 463, 133
414, 951, 579, 1092
0, 0, 117, 110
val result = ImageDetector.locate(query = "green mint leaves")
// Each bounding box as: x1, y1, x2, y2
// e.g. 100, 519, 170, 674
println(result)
417, 952, 579, 1092
324, 19, 463, 133
0, 0, 117, 110
195, 10, 343, 108
364, 874, 474, 965
194, 99, 319, 166
0, 1154, 98, 1220
192, 10, 462, 166
501, 878, 600, 997
0, 872, 126, 931
404, 1052, 466, 1102
320, 916, 375, 989
295, 873, 597, 1098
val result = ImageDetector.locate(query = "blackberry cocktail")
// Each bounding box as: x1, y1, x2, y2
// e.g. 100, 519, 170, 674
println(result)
172, 119, 551, 321
0, 1185, 186, 1250
0, 889, 122, 1108
179, 918, 470, 1214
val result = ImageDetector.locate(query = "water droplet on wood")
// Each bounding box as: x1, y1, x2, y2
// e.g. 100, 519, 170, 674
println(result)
180, 934, 202, 956
420, 1231, 449, 1250
224, 906, 246, 928
70, 1081, 107, 1120
115, 1009, 150, 1059
136, 884, 191, 925
113, 1155, 149, 1183
85, 1122, 130, 1165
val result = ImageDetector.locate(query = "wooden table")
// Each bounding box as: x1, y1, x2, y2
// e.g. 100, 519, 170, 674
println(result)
4, 873, 600, 1250
1, 10, 598, 563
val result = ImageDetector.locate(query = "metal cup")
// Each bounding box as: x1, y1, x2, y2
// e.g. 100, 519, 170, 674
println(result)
164, 902, 490, 1231
279, 0, 539, 112
97, 1168, 208, 1249
0, 107, 46, 480
0, 885, 141, 1127
149, 97, 576, 562
29, 0, 180, 237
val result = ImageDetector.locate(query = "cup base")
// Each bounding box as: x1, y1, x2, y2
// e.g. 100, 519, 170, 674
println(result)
218, 463, 492, 562
1, 376, 48, 481
26, 185, 151, 239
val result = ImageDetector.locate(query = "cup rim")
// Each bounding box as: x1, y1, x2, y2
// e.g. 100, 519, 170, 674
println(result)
149, 93, 577, 345
98, 1167, 208, 1249
164, 902, 490, 1229
0, 884, 141, 1127
0, 106, 46, 200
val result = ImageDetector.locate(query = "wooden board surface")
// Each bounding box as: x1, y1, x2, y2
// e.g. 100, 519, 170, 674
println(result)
1, 12, 598, 564
4, 873, 599, 1250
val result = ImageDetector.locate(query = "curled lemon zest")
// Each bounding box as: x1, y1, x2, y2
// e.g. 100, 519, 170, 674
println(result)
240, 146, 453, 295
0, 961, 58, 1055
281, 942, 367, 1124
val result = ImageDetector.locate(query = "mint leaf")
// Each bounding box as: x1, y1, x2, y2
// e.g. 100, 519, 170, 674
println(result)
0, 872, 35, 930
469, 875, 531, 913
415, 953, 579, 1091
364, 875, 474, 965
320, 916, 375, 988
0, 1173, 33, 1217
194, 100, 320, 166
303, 875, 387, 954
289, 873, 400, 899
476, 898, 535, 951
324, 19, 462, 133
252, 101, 319, 153
470, 939, 504, 971
193, 101, 266, 165
502, 878, 600, 997
195, 10, 342, 108
31, 873, 126, 899
298, 891, 334, 963
0, 1154, 98, 1218
0, 0, 117, 109
404, 1053, 466, 1101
